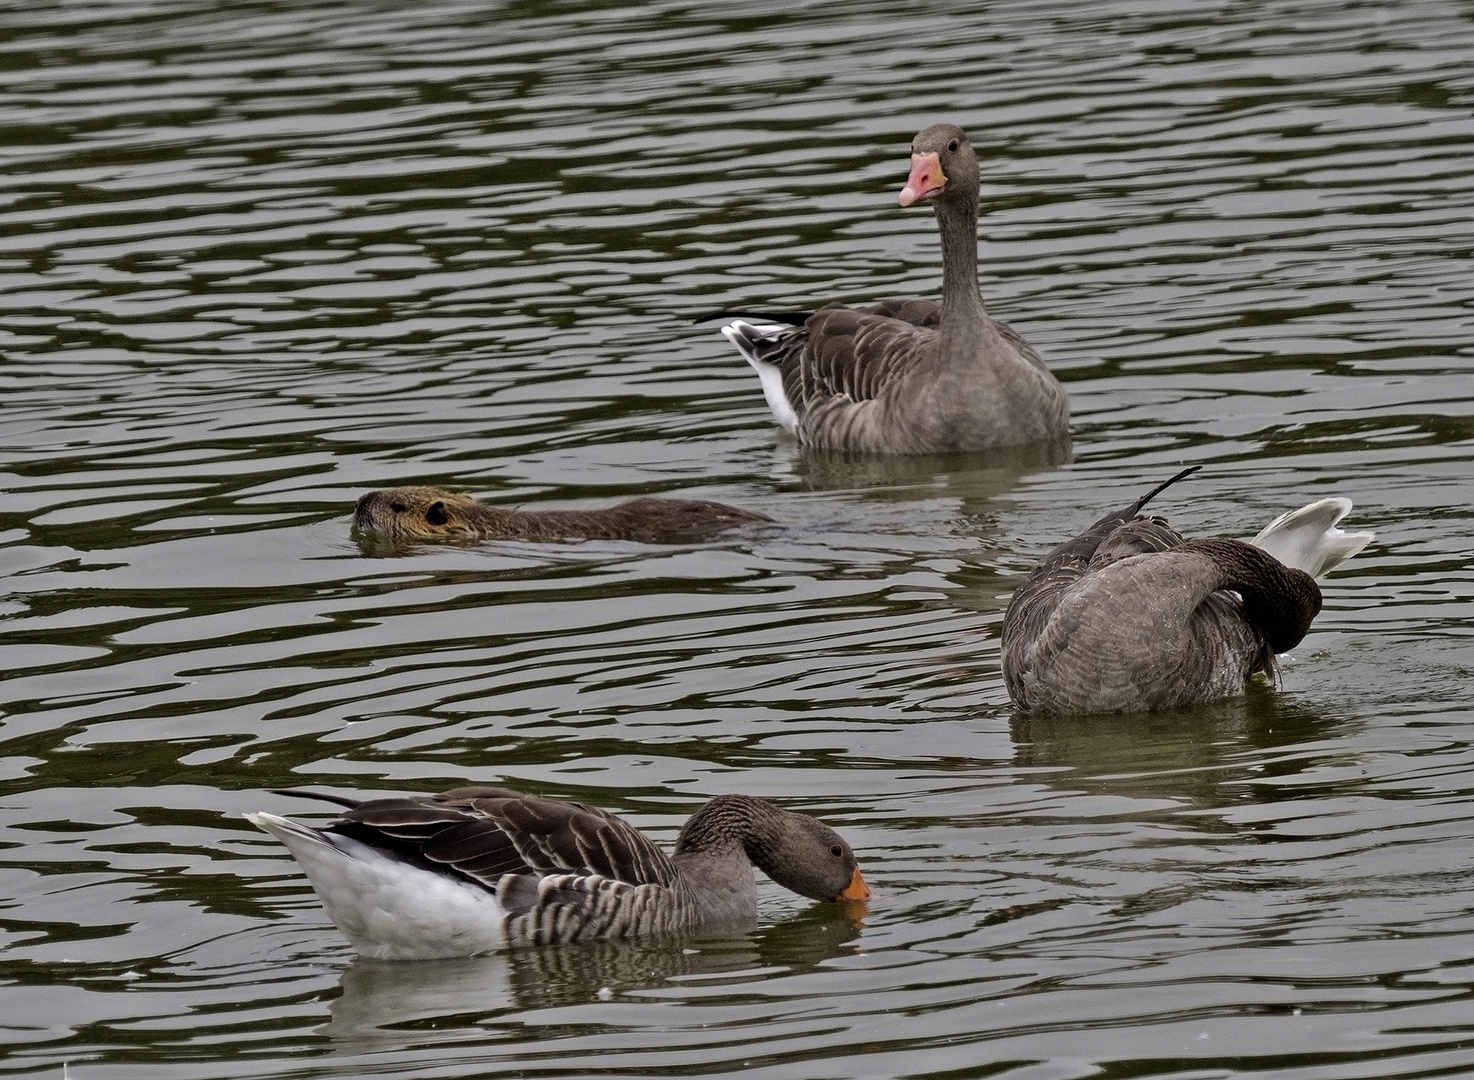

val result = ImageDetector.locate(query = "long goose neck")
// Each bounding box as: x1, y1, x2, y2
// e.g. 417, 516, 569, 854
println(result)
1185, 538, 1323, 654
673, 794, 778, 860
935, 193, 987, 331
670, 795, 772, 920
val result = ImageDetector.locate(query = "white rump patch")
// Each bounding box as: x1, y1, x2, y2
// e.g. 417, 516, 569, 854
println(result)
1250, 497, 1373, 577
720, 320, 799, 434
247, 811, 509, 960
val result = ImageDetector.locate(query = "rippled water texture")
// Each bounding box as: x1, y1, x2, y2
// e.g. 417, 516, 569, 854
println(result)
2, 0, 1473, 1076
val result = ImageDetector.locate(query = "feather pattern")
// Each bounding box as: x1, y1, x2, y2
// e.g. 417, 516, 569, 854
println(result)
248, 788, 868, 958
713, 124, 1069, 454
1002, 469, 1372, 714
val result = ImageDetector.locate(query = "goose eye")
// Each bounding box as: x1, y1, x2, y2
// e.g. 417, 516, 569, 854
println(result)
830, 844, 843, 857
947, 138, 960, 153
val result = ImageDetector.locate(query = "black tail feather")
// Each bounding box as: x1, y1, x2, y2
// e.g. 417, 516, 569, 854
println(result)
270, 788, 364, 810
1132, 465, 1202, 515
692, 310, 812, 326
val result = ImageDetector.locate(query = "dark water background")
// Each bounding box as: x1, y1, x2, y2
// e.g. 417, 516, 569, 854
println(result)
1, 0, 1472, 1076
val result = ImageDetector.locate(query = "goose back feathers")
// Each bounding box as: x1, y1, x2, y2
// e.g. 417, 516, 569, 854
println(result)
716, 124, 1068, 454
1002, 467, 1373, 714
248, 787, 868, 959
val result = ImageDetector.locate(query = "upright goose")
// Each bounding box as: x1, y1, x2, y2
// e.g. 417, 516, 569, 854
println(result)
248, 787, 869, 959
1002, 467, 1373, 714
715, 123, 1069, 454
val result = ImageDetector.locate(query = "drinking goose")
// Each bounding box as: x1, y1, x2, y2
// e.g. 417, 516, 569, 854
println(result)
248, 787, 870, 959
713, 123, 1069, 454
1002, 467, 1373, 714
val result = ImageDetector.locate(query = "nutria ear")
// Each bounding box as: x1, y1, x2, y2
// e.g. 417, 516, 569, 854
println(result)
425, 501, 449, 526
389, 502, 408, 513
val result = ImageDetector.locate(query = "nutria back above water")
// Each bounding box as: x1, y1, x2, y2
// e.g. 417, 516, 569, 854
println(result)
353, 486, 773, 544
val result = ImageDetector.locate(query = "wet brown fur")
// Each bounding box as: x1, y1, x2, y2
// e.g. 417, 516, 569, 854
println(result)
353, 486, 772, 544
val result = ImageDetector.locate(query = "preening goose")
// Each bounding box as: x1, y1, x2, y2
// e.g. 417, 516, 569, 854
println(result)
714, 123, 1069, 454
1001, 467, 1373, 714
248, 787, 869, 959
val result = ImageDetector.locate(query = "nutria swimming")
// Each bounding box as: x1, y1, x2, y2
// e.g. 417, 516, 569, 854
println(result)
353, 486, 772, 544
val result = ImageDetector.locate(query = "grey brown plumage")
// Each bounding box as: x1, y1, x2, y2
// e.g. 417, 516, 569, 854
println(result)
247, 787, 869, 958
716, 124, 1069, 454
353, 486, 771, 544
1002, 468, 1372, 714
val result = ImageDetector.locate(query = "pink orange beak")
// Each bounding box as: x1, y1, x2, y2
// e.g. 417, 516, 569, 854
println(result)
838, 866, 872, 901
898, 151, 946, 207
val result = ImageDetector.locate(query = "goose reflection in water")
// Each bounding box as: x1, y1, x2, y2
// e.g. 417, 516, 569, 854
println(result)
1009, 688, 1347, 813
322, 909, 865, 1043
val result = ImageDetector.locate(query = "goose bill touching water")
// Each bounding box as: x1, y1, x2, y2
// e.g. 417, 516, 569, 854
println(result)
1001, 467, 1373, 714
713, 123, 1069, 455
248, 787, 869, 959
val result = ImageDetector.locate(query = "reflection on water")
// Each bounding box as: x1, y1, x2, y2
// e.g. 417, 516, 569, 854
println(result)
786, 441, 1073, 498
1009, 686, 1347, 810
1, 0, 1473, 1077
326, 909, 864, 1043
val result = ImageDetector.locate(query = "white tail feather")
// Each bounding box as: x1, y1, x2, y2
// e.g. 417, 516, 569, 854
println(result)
721, 320, 799, 433
246, 811, 508, 959
1250, 497, 1373, 577
247, 811, 336, 855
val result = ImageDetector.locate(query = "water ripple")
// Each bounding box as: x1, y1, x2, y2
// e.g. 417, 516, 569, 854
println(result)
1, 0, 1473, 1077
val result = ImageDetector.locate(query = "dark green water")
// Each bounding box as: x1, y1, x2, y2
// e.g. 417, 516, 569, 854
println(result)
2, 0, 1472, 1076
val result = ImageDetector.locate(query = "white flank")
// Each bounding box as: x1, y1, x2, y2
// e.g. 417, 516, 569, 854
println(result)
1250, 497, 1374, 577
721, 320, 800, 434
247, 812, 509, 960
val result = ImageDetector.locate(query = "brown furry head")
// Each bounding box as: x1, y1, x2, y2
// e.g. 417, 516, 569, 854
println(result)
352, 487, 488, 541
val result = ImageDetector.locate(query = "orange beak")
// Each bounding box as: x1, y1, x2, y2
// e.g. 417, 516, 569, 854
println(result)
838, 866, 871, 901
898, 151, 945, 207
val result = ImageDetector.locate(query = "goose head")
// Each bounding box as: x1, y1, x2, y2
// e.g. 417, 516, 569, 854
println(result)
898, 123, 979, 210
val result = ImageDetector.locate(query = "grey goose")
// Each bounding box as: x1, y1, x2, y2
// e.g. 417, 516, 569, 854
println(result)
1002, 467, 1373, 714
714, 123, 1069, 454
248, 787, 869, 959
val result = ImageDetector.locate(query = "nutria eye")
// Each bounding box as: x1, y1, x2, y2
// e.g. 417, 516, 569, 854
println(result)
389, 502, 407, 513
425, 501, 449, 525
947, 138, 959, 152
830, 844, 843, 857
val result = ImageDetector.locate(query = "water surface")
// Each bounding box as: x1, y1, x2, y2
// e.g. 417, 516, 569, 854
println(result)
2, 0, 1473, 1077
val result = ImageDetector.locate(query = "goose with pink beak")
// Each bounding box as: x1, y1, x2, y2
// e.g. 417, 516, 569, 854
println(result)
898, 142, 949, 207
714, 123, 1069, 454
